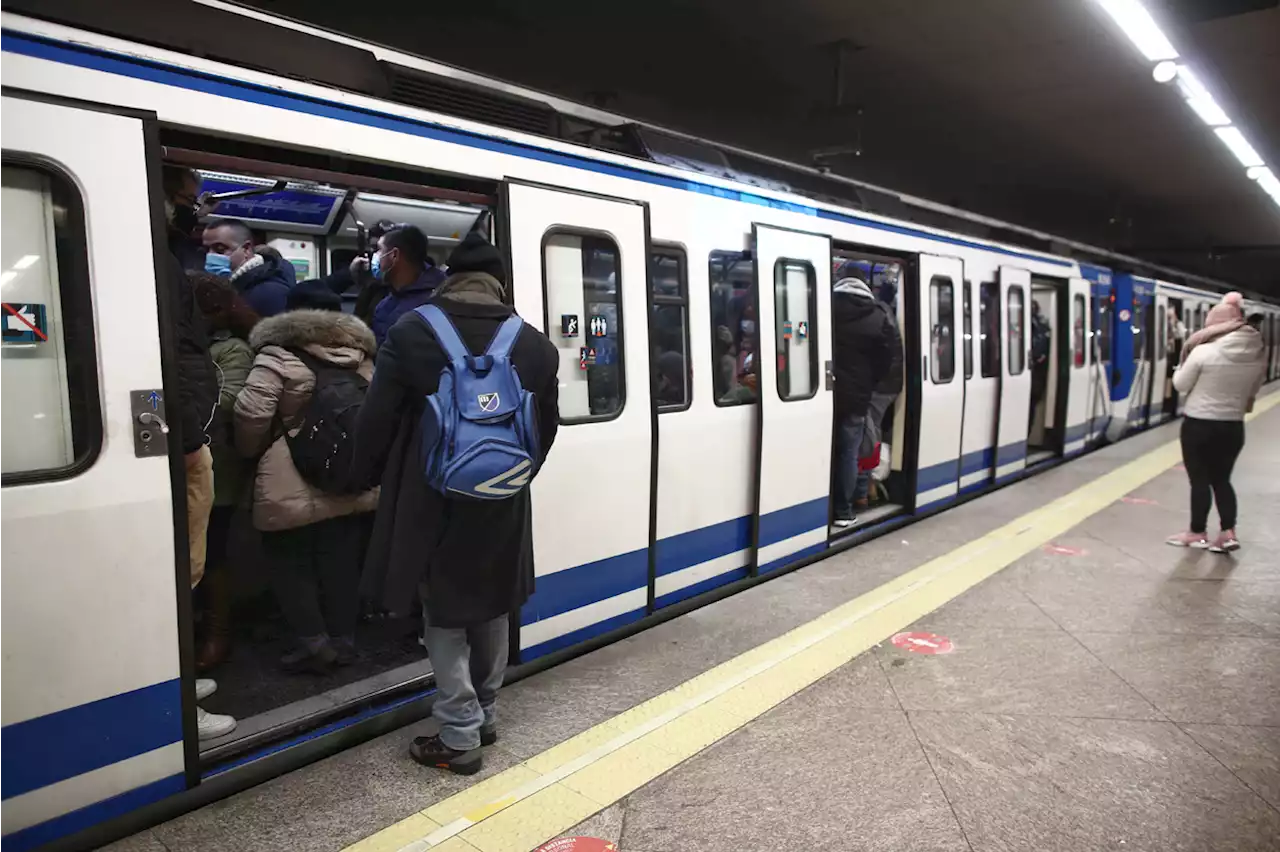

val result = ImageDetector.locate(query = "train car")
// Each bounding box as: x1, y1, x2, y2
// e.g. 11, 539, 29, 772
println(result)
2, 8, 1276, 851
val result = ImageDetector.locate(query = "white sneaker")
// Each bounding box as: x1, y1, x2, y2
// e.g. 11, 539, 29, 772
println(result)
833, 517, 857, 528
197, 706, 237, 740
195, 678, 217, 701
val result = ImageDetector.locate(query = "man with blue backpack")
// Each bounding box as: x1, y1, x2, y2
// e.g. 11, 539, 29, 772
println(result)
348, 229, 559, 775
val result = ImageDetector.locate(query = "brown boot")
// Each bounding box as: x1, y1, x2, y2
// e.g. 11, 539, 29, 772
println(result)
196, 567, 232, 671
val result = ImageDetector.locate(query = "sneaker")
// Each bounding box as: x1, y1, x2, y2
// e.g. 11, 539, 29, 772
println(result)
331, 636, 356, 666
195, 678, 217, 701
1165, 532, 1209, 548
280, 637, 338, 674
1209, 530, 1240, 553
833, 516, 857, 529
409, 734, 482, 775
197, 706, 237, 740
480, 723, 498, 747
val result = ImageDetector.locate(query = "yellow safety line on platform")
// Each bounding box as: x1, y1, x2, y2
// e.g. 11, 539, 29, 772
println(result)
344, 394, 1280, 852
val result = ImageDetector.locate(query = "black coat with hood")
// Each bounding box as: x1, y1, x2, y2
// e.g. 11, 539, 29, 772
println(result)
832, 278, 896, 418
348, 234, 560, 628
167, 253, 219, 454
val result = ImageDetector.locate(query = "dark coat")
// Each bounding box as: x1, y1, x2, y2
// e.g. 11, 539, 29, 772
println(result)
231, 254, 294, 318
832, 292, 895, 418
369, 265, 447, 347
871, 300, 904, 397
168, 254, 219, 454
348, 275, 560, 627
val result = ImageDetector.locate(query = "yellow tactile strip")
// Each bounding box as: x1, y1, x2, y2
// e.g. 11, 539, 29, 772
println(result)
343, 394, 1280, 852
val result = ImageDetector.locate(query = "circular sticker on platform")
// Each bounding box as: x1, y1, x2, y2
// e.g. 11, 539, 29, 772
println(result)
1043, 544, 1087, 556
534, 839, 616, 852
890, 632, 954, 655
1121, 496, 1159, 505
1119, 309, 1131, 322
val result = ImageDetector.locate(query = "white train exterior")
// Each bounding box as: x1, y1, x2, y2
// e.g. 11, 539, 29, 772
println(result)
2, 10, 1278, 851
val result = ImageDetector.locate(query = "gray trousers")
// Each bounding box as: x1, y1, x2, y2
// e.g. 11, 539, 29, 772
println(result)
423, 608, 510, 751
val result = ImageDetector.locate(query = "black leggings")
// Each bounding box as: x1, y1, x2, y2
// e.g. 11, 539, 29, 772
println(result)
1180, 417, 1245, 534
262, 514, 364, 640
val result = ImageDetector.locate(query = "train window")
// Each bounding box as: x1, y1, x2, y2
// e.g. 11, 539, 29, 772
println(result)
543, 231, 623, 422
1098, 298, 1113, 361
929, 276, 955, 383
651, 247, 690, 411
709, 249, 758, 406
979, 282, 1000, 378
1, 163, 100, 482
1008, 286, 1025, 376
1157, 303, 1166, 359
1132, 303, 1146, 364
1073, 294, 1086, 368
774, 260, 818, 401
963, 283, 973, 379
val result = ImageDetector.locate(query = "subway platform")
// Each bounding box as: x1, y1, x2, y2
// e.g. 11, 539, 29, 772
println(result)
106, 397, 1280, 852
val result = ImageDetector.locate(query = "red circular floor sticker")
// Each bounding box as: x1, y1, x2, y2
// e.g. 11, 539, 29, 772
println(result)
534, 839, 616, 852
1043, 543, 1087, 556
891, 632, 954, 655
1121, 496, 1159, 505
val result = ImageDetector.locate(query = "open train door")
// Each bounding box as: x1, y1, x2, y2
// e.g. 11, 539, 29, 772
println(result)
914, 254, 965, 510
751, 225, 832, 574
994, 266, 1032, 482
1064, 277, 1092, 455
1150, 290, 1170, 425
504, 181, 654, 660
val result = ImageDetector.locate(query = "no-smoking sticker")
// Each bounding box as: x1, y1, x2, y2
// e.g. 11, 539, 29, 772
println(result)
1043, 544, 1087, 556
534, 839, 616, 852
890, 632, 954, 655
1121, 496, 1159, 505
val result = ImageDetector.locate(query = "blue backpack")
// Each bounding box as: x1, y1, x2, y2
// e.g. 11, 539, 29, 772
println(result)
414, 304, 541, 500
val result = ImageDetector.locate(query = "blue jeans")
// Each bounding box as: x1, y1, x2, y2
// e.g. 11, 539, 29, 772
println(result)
835, 412, 869, 519
422, 610, 510, 751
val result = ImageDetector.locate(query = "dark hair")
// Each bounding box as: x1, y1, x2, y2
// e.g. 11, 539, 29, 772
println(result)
255, 245, 283, 262
382, 224, 429, 268
187, 270, 260, 339
162, 165, 199, 200
369, 219, 398, 242
204, 218, 254, 248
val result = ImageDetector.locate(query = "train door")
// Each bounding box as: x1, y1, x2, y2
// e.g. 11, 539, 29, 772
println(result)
994, 266, 1031, 482
915, 255, 964, 509
2, 94, 193, 846
1127, 287, 1154, 431
1063, 279, 1093, 455
1028, 280, 1059, 465
1089, 283, 1114, 444
752, 225, 832, 573
1150, 291, 1170, 425
504, 181, 653, 660
958, 278, 998, 494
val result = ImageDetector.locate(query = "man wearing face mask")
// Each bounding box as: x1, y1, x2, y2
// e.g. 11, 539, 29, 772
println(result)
163, 166, 210, 272
368, 224, 446, 348
203, 218, 294, 318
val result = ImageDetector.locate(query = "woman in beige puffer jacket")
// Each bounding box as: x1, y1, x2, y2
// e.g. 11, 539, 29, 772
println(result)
234, 300, 379, 672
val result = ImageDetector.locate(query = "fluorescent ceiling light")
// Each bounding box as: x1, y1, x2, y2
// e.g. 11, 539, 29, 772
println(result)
1152, 61, 1178, 83
1095, 0, 1178, 62
1174, 67, 1230, 126
1246, 166, 1271, 181
1214, 127, 1266, 168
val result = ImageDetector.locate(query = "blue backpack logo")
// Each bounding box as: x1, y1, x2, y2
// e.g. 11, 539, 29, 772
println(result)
414, 304, 540, 500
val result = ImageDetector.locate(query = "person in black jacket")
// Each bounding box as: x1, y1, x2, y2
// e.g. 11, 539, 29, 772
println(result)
831, 274, 894, 526
348, 231, 559, 775
163, 166, 208, 272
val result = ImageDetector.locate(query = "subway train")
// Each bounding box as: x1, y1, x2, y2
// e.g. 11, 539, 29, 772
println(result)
3, 6, 1279, 851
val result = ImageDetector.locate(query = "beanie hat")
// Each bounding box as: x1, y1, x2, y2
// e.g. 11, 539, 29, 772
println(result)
286, 278, 342, 312
1204, 291, 1244, 327
445, 231, 506, 288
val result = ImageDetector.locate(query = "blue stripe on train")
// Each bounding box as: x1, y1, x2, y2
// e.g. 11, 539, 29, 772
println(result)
3, 774, 185, 852
0, 32, 1073, 269
1, 679, 182, 801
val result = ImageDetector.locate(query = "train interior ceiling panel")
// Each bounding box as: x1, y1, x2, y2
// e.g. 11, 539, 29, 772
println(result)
2, 5, 1280, 852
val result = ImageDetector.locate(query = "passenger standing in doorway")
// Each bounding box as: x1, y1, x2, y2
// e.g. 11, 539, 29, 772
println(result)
831, 275, 894, 527
1167, 292, 1265, 553
1029, 300, 1051, 426
349, 231, 559, 775
234, 281, 380, 672
189, 272, 260, 671
368, 224, 447, 347
203, 218, 294, 317
859, 278, 904, 504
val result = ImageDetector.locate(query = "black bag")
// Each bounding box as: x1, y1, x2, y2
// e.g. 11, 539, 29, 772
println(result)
284, 347, 367, 493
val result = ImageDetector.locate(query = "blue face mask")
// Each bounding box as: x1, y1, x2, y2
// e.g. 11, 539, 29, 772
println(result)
204, 253, 232, 277
370, 252, 383, 281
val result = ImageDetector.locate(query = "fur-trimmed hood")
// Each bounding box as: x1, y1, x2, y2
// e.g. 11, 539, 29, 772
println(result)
250, 309, 376, 357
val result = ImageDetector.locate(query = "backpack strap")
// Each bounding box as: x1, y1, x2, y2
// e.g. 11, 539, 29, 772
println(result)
414, 304, 469, 362
484, 315, 525, 359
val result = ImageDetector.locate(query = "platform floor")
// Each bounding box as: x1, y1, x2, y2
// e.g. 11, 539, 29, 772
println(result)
106, 397, 1280, 852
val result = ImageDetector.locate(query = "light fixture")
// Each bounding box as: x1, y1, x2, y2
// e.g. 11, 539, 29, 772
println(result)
1214, 127, 1266, 169
1247, 166, 1270, 181
1152, 61, 1178, 83
1095, 0, 1179, 62
1173, 67, 1230, 127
